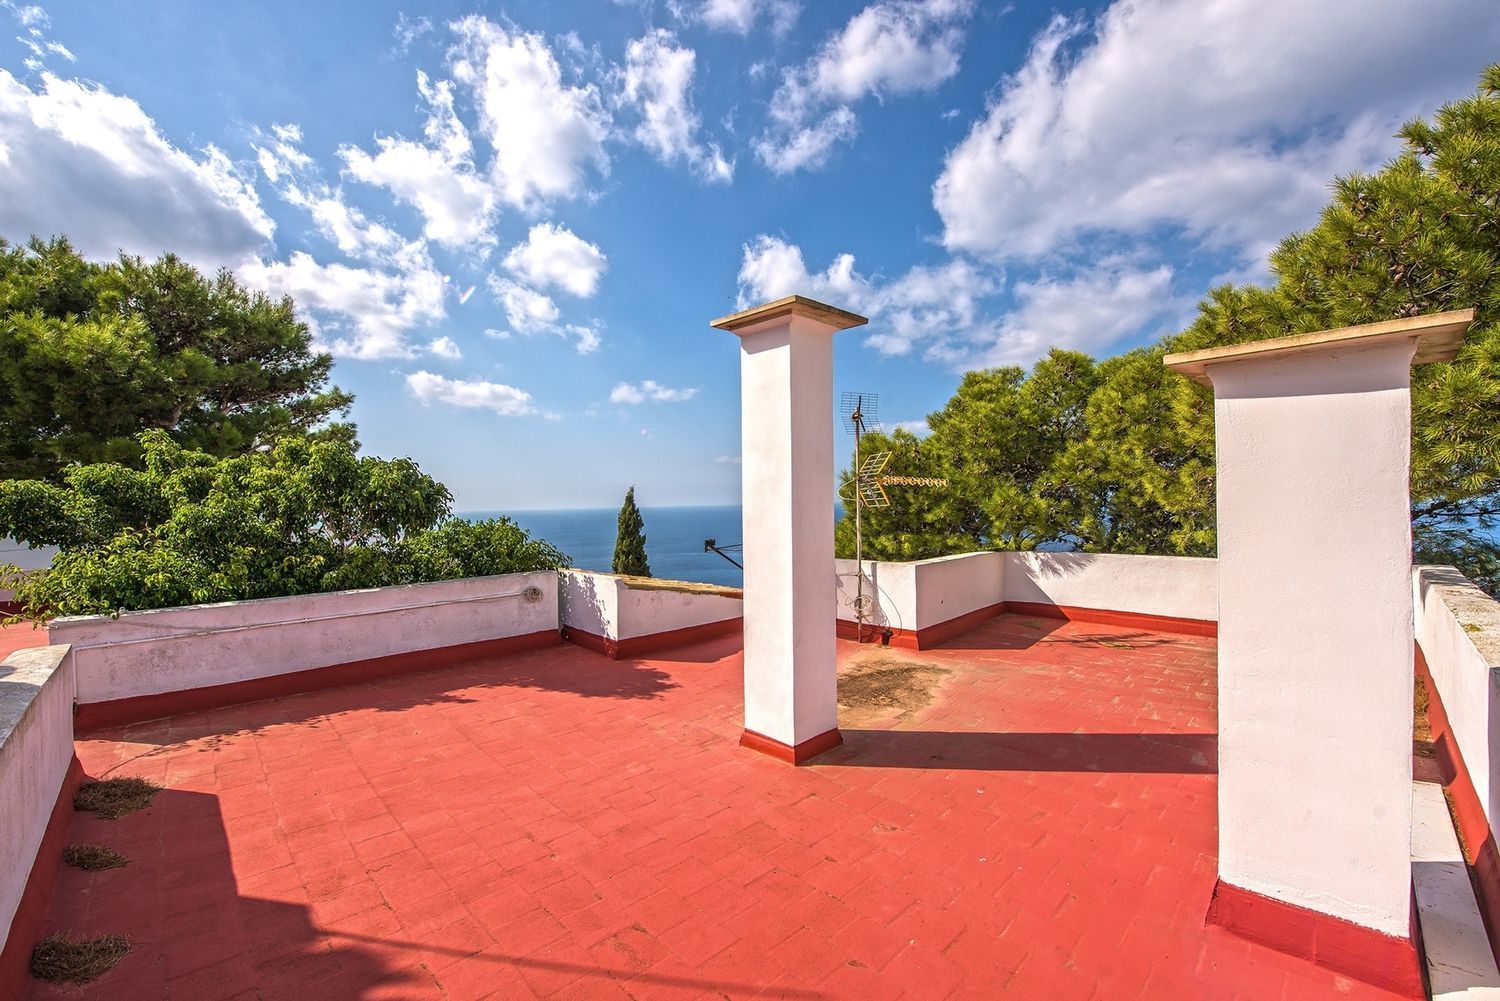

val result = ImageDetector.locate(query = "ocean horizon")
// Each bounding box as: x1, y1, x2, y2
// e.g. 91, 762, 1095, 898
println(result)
460, 504, 845, 588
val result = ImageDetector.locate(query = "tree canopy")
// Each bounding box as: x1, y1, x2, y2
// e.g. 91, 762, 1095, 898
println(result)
0, 432, 569, 618
0, 237, 354, 481
612, 486, 651, 577
840, 64, 1500, 591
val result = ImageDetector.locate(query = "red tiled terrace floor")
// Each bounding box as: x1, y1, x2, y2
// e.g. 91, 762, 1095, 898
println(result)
27, 616, 1409, 1000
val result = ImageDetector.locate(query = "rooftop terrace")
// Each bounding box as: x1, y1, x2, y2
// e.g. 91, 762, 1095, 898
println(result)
14, 615, 1410, 1001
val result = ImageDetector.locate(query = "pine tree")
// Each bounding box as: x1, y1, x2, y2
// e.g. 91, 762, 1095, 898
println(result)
612, 486, 651, 577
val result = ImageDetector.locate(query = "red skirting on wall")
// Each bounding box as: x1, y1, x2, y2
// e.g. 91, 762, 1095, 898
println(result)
1415, 643, 1500, 960
1206, 879, 1424, 998
0, 755, 85, 1001
561, 618, 742, 660
73, 630, 561, 733
1004, 600, 1217, 637
837, 600, 1216, 649
739, 727, 843, 764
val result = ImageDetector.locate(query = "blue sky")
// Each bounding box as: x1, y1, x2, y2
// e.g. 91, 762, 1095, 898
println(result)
1, 0, 1497, 510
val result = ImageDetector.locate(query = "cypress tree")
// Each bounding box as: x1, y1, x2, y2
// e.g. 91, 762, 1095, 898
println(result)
612, 486, 651, 577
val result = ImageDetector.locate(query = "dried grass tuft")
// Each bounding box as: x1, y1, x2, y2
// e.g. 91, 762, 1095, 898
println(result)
29, 932, 131, 984
73, 777, 160, 820
61, 843, 129, 871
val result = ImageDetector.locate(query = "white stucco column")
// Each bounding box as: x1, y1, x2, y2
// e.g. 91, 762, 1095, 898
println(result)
711, 295, 867, 763
1166, 311, 1471, 947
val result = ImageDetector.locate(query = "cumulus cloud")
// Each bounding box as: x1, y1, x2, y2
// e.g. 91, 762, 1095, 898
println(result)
934, 0, 1500, 263
449, 16, 611, 210
501, 223, 608, 297
253, 123, 402, 262
893, 419, 930, 437
427, 335, 462, 359
610, 380, 699, 404
341, 71, 496, 248
406, 370, 536, 415
488, 276, 561, 333
714, 454, 743, 464
485, 275, 602, 354
735, 234, 996, 358
618, 29, 733, 182
947, 263, 1177, 369
755, 0, 973, 173
0, 70, 273, 268
238, 246, 446, 360
699, 0, 799, 35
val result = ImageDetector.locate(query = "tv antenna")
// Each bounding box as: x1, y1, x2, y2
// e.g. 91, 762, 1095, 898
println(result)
840, 392, 947, 641
703, 538, 743, 570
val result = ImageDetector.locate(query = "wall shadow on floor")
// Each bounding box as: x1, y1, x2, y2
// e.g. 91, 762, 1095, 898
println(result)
823, 728, 1218, 773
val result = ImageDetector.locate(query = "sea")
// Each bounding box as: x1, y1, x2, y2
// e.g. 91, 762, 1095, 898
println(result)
459, 505, 845, 588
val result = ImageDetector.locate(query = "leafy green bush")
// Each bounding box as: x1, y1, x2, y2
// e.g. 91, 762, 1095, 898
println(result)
0, 431, 569, 618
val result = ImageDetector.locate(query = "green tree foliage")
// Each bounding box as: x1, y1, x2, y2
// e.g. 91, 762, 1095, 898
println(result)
612, 486, 651, 577
0, 432, 569, 618
840, 64, 1500, 590
0, 237, 354, 480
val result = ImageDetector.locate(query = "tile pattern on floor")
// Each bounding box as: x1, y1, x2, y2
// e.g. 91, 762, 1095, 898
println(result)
25, 615, 1406, 1000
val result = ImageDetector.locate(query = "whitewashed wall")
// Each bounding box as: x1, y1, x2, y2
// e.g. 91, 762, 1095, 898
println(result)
835, 553, 1004, 635
0, 645, 73, 951
1415, 565, 1500, 832
0, 538, 57, 606
1003, 551, 1218, 622
51, 572, 558, 706
559, 570, 742, 643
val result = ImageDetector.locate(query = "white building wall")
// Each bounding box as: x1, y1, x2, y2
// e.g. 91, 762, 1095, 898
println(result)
51, 572, 558, 706
1415, 565, 1500, 832
1003, 551, 1217, 622
0, 645, 74, 947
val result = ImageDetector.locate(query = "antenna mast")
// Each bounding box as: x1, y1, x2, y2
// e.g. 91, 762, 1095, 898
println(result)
840, 392, 947, 641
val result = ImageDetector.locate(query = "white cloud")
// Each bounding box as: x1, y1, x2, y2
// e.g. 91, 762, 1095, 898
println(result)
341, 71, 496, 248
951, 262, 1177, 369
755, 0, 973, 173
485, 275, 602, 354
893, 419, 930, 437
934, 0, 1500, 263
699, 0, 799, 35
714, 454, 742, 464
501, 223, 608, 297
427, 335, 462, 359
487, 276, 561, 333
449, 16, 611, 210
619, 29, 733, 183
0, 70, 273, 268
406, 370, 536, 415
735, 234, 997, 358
610, 380, 699, 404
238, 246, 446, 360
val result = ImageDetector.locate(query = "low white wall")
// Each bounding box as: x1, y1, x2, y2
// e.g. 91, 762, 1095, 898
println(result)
0, 644, 74, 948
1415, 566, 1500, 833
50, 572, 558, 706
0, 537, 57, 606
1003, 551, 1218, 622
835, 553, 1005, 634
559, 570, 742, 641
835, 558, 915, 632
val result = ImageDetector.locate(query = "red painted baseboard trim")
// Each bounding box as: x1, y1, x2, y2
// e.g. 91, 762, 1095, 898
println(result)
561, 618, 742, 660
1005, 600, 1217, 638
740, 727, 843, 764
73, 630, 561, 733
837, 600, 1213, 649
0, 755, 85, 1001
1415, 643, 1500, 960
1206, 879, 1423, 997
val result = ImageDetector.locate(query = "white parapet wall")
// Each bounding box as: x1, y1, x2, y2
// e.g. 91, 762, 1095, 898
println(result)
0, 645, 75, 966
0, 537, 58, 608
835, 553, 1004, 645
1415, 565, 1500, 833
559, 570, 742, 658
52, 572, 559, 723
1003, 551, 1218, 626
836, 550, 1216, 647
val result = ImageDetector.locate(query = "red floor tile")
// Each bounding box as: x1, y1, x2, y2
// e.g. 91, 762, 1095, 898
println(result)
22, 615, 1413, 999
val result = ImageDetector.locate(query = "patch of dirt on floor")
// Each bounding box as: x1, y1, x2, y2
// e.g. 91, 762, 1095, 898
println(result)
1414, 673, 1434, 759
838, 655, 952, 726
